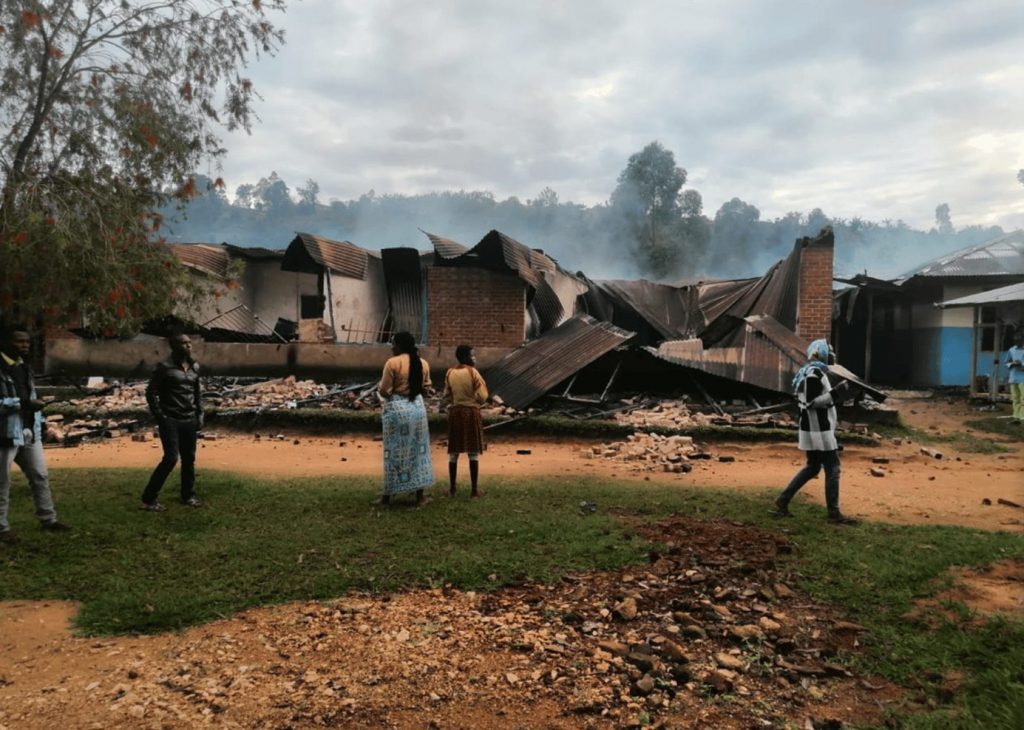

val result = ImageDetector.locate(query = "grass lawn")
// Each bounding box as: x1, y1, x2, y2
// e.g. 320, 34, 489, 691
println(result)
1, 468, 1023, 728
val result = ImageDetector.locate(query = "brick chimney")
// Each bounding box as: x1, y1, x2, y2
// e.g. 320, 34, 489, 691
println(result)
795, 227, 834, 343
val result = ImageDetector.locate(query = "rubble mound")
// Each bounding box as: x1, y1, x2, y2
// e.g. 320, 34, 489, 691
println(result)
613, 400, 795, 431
0, 517, 902, 729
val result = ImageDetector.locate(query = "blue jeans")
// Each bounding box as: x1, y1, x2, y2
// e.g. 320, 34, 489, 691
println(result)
141, 418, 198, 504
0, 430, 59, 532
778, 449, 841, 515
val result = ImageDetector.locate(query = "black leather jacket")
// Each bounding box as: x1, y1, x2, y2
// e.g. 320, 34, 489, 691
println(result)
146, 359, 202, 422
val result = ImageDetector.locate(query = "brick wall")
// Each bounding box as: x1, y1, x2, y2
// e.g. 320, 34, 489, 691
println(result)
426, 267, 526, 348
796, 229, 834, 343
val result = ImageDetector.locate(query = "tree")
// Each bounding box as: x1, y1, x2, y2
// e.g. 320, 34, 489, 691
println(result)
529, 186, 559, 208
0, 1, 286, 334
297, 178, 320, 210
934, 203, 953, 234
710, 198, 761, 274
610, 141, 691, 278
1018, 169, 1024, 188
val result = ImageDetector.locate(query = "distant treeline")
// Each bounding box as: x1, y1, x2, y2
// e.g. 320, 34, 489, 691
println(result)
162, 162, 1006, 281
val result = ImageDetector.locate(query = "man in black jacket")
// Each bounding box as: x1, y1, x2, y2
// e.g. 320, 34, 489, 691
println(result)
140, 334, 203, 511
1, 325, 72, 543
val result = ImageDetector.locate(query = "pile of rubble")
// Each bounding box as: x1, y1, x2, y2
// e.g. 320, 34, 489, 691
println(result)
582, 433, 715, 473
42, 414, 145, 446
612, 400, 796, 430
0, 516, 897, 729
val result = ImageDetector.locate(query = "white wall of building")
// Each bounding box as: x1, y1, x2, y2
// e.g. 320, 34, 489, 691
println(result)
325, 258, 390, 342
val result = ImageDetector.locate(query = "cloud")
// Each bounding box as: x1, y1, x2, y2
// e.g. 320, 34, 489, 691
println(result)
215, 0, 1024, 233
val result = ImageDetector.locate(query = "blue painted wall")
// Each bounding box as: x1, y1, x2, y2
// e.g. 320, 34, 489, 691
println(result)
910, 327, 972, 386
910, 326, 1011, 386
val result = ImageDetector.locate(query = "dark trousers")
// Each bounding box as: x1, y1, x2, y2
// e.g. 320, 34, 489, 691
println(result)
778, 449, 841, 515
141, 418, 197, 504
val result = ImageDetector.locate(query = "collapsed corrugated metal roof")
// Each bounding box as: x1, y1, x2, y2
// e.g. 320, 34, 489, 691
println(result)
901, 231, 1024, 279
281, 232, 375, 279
698, 234, 806, 346
485, 314, 636, 410
431, 229, 557, 288
169, 244, 232, 279
648, 314, 885, 400
380, 247, 425, 339
421, 230, 469, 259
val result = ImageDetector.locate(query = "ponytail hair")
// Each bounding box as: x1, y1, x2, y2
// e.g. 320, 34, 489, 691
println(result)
392, 331, 423, 401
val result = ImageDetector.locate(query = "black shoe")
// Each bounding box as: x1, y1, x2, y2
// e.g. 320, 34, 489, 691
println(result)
42, 520, 72, 532
0, 531, 18, 544
772, 498, 793, 518
139, 501, 167, 512
827, 513, 860, 525
182, 497, 202, 508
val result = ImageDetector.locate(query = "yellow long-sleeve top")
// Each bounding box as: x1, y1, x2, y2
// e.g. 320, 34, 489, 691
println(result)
378, 354, 432, 397
443, 365, 488, 408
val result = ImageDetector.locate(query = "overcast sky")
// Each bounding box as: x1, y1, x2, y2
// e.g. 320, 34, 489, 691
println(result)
216, 0, 1024, 232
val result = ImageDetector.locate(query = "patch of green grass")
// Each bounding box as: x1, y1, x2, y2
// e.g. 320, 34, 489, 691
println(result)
964, 417, 1024, 442
874, 418, 1012, 454
1, 469, 1021, 727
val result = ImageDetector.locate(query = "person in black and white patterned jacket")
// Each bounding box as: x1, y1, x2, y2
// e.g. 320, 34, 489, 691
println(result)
773, 339, 859, 525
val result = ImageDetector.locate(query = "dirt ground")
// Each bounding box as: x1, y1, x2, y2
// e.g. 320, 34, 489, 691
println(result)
44, 395, 1024, 532
2, 395, 1022, 729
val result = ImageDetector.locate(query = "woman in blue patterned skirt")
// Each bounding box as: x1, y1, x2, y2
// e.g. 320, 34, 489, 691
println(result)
377, 332, 435, 506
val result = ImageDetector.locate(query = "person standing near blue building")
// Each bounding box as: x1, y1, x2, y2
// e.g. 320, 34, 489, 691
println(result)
1007, 329, 1024, 424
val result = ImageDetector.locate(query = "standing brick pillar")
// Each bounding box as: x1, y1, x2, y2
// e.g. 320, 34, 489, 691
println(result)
795, 227, 835, 343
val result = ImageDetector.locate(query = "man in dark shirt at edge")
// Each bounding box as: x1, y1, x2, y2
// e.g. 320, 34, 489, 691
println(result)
140, 334, 203, 511
1, 324, 72, 543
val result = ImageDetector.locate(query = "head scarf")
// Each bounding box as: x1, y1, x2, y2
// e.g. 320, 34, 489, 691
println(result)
792, 339, 831, 391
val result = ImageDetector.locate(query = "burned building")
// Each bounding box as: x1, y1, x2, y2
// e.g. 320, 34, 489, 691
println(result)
835, 231, 1024, 387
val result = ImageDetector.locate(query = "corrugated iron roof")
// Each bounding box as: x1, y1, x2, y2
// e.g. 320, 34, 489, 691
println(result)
902, 231, 1024, 279
421, 230, 469, 259
936, 281, 1024, 308
169, 244, 231, 279
281, 232, 373, 279
430, 229, 559, 289
485, 314, 635, 410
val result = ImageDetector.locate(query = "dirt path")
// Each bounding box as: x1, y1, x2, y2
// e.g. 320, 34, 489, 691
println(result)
45, 397, 1024, 532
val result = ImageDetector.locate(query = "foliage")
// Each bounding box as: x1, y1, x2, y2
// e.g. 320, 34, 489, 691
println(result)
0, 0, 286, 334
609, 141, 709, 278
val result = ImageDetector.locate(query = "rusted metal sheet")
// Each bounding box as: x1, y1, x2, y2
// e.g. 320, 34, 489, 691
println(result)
169, 244, 232, 279
281, 232, 372, 279
422, 230, 469, 259
649, 314, 886, 400
431, 229, 560, 290
530, 277, 565, 332
700, 240, 802, 346
485, 315, 635, 410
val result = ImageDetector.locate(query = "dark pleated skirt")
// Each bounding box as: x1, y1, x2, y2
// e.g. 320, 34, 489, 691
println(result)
447, 405, 484, 454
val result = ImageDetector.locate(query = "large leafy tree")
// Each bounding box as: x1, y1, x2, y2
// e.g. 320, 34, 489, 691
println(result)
0, 0, 285, 334
610, 141, 705, 279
